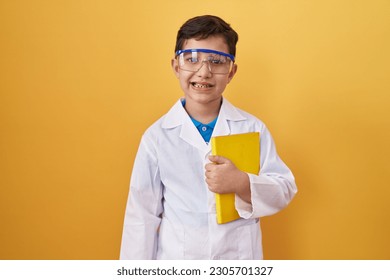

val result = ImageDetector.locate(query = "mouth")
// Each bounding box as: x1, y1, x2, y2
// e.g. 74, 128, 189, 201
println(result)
190, 82, 214, 89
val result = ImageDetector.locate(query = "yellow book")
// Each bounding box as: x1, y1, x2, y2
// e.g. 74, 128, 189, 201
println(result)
211, 132, 260, 224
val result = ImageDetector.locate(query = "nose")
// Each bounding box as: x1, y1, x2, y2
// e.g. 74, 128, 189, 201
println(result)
196, 60, 212, 77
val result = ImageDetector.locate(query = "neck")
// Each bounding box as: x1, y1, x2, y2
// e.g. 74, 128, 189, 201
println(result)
184, 97, 221, 124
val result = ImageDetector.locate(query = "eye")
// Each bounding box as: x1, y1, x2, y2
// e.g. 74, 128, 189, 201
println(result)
208, 55, 226, 64
182, 53, 199, 64
186, 57, 199, 64
211, 59, 225, 65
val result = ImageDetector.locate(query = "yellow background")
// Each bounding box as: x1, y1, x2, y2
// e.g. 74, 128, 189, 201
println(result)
1, 0, 389, 259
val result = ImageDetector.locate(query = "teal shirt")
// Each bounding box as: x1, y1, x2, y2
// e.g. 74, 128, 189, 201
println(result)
182, 99, 217, 143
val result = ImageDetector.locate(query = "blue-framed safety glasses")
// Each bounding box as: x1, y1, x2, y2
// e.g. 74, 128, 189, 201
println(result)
175, 49, 235, 74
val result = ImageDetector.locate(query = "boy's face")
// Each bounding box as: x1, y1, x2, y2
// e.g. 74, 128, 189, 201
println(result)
172, 35, 237, 107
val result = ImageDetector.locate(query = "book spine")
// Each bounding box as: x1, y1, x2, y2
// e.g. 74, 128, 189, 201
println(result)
210, 138, 223, 223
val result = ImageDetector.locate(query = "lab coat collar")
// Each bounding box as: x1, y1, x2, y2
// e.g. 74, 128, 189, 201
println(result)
161, 97, 247, 153
161, 98, 188, 129
213, 98, 247, 137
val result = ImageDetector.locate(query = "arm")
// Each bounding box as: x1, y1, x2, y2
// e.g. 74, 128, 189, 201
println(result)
205, 126, 297, 219
236, 126, 297, 218
120, 135, 163, 259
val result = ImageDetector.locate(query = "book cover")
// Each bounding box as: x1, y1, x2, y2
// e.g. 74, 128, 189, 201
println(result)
210, 132, 260, 224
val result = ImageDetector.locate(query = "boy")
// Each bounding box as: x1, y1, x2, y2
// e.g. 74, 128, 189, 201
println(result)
120, 15, 297, 260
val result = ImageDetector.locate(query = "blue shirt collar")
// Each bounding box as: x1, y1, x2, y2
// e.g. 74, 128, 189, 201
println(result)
181, 99, 218, 143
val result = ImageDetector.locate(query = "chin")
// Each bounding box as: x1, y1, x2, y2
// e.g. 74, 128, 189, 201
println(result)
188, 93, 222, 104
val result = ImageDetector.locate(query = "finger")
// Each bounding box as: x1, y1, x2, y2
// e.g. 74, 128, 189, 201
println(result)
205, 179, 216, 191
205, 177, 214, 188
205, 163, 215, 172
208, 155, 229, 164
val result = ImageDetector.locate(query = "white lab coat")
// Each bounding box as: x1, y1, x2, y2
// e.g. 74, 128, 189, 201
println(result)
120, 98, 297, 260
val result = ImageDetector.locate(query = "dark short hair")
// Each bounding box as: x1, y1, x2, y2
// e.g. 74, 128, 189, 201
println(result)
175, 15, 239, 57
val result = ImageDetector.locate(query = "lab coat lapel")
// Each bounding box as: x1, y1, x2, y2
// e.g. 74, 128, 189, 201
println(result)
212, 98, 246, 137
161, 99, 209, 153
212, 111, 230, 137
180, 118, 209, 153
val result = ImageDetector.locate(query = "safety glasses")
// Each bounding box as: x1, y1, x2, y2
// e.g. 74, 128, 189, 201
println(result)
175, 49, 235, 74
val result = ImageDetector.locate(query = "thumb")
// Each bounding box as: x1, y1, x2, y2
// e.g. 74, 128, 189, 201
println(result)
208, 155, 230, 164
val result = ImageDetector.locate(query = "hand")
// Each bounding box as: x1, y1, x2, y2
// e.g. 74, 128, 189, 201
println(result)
205, 155, 251, 202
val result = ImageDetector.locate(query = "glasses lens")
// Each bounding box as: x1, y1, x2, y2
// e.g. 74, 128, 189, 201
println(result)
178, 51, 232, 74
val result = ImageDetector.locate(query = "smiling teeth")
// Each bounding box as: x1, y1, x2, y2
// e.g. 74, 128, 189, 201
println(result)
192, 82, 211, 88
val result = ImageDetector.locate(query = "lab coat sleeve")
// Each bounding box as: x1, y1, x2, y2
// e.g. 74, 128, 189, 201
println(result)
235, 125, 297, 219
120, 134, 163, 259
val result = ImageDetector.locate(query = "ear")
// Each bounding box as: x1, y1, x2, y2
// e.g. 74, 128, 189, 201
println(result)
227, 64, 238, 83
171, 58, 180, 78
